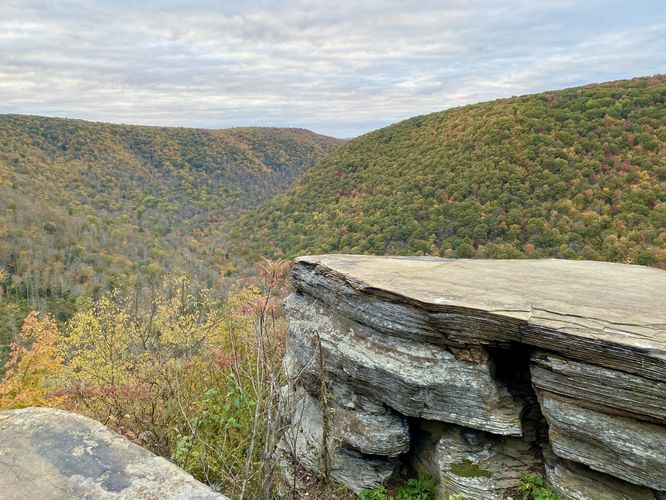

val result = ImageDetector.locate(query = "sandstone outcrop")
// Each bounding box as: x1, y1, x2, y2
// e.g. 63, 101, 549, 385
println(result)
280, 255, 666, 498
531, 352, 666, 424
0, 407, 226, 500
283, 293, 524, 436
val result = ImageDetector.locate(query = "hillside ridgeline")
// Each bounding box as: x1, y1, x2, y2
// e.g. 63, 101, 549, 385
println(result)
233, 76, 666, 268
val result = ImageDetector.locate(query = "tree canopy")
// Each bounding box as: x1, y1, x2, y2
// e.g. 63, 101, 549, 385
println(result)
233, 76, 666, 269
0, 115, 341, 344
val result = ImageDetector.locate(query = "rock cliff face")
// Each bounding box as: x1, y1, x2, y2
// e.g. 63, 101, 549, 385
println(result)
279, 255, 666, 499
0, 407, 227, 500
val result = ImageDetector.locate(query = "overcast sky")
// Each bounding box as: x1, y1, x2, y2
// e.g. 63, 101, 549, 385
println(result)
0, 1, 664, 137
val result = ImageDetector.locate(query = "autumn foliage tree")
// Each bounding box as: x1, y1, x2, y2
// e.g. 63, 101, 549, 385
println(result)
0, 312, 62, 409
59, 278, 230, 456
53, 262, 290, 498
0, 250, 321, 499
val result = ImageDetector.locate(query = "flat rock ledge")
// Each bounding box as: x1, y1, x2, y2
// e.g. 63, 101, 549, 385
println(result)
0, 407, 227, 500
281, 255, 666, 499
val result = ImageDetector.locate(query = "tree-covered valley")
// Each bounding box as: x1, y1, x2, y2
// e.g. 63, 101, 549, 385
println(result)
233, 76, 666, 269
0, 115, 341, 340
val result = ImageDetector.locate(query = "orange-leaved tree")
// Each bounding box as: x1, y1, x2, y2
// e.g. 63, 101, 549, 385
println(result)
0, 312, 63, 409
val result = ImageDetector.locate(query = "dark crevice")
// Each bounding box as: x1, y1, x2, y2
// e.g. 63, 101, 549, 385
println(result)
488, 344, 550, 447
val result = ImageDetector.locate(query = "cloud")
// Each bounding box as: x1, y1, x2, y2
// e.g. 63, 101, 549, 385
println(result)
0, 0, 664, 137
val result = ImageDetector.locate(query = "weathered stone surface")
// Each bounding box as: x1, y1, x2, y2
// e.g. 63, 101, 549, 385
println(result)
411, 420, 542, 500
279, 386, 399, 493
283, 255, 666, 497
539, 395, 666, 491
0, 407, 226, 500
281, 383, 410, 458
284, 292, 525, 435
293, 255, 666, 381
327, 378, 393, 415
544, 449, 660, 500
332, 403, 410, 457
531, 352, 666, 424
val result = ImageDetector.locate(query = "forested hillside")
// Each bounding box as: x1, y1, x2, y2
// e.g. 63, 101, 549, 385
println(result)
233, 76, 666, 268
0, 115, 341, 336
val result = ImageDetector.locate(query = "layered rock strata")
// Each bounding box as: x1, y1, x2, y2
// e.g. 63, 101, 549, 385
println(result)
280, 255, 666, 498
278, 385, 405, 493
543, 449, 661, 500
283, 292, 525, 436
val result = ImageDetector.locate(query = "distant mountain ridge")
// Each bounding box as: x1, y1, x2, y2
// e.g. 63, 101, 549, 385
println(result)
0, 114, 342, 326
233, 75, 666, 268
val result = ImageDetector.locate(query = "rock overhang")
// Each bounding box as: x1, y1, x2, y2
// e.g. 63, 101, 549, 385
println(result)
293, 254, 666, 381
281, 255, 666, 497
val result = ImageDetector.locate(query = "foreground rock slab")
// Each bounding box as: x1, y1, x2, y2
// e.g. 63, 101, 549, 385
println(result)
0, 407, 226, 500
